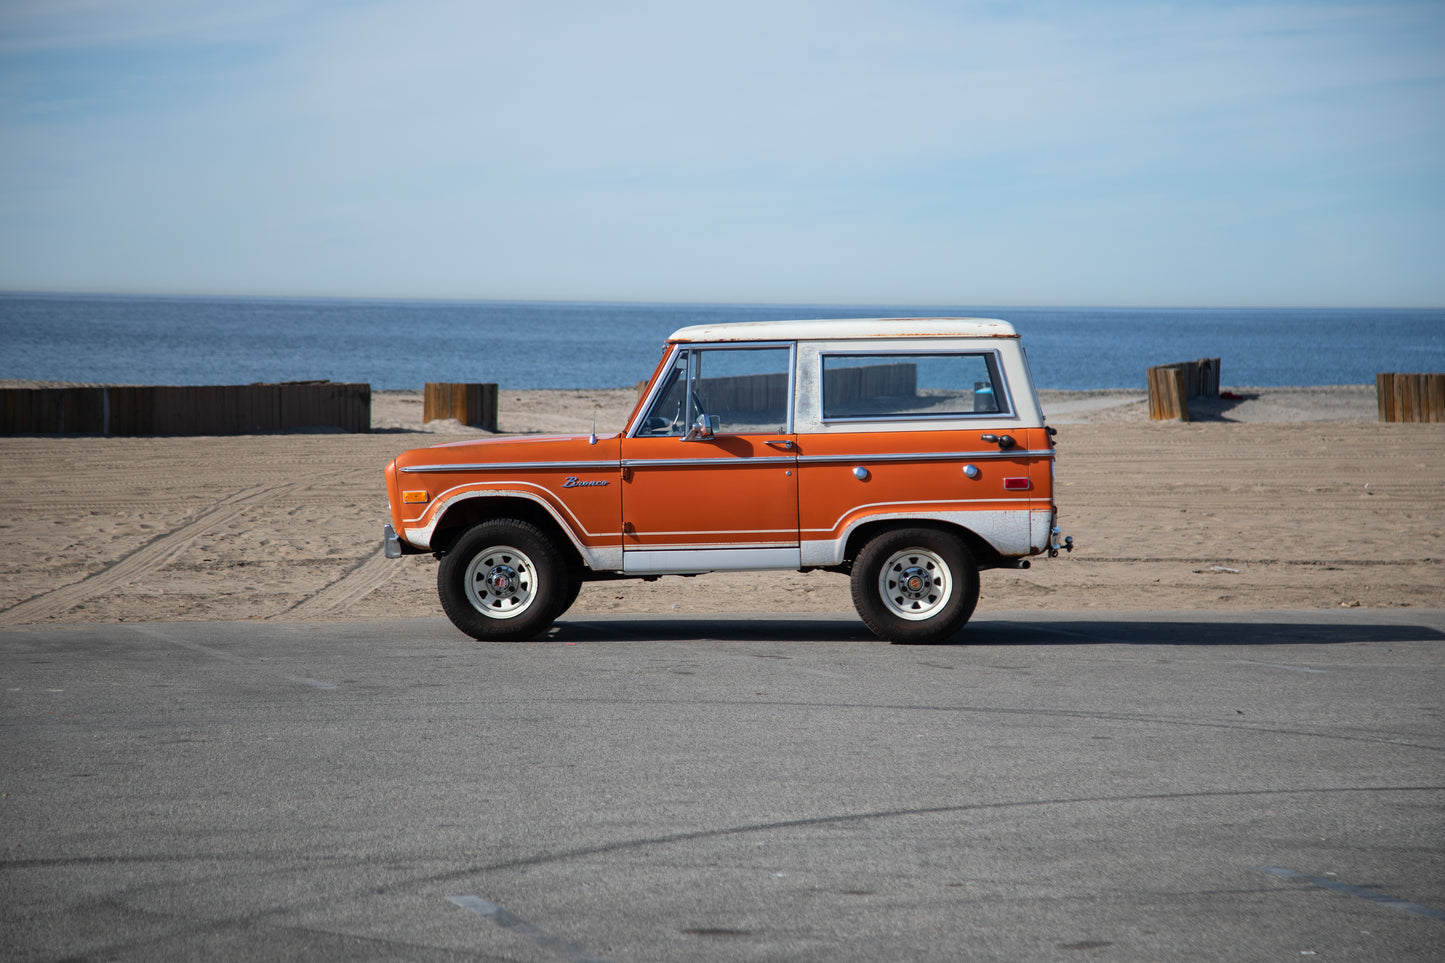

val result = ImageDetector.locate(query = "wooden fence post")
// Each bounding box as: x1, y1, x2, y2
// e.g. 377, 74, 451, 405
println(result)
424, 383, 498, 431
1147, 365, 1189, 421
1146, 357, 1221, 421
1377, 373, 1445, 423
1193, 357, 1220, 397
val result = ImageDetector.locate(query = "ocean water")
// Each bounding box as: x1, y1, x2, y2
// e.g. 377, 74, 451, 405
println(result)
1, 294, 1441, 391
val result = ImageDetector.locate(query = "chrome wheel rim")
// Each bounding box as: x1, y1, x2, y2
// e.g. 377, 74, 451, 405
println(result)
464, 544, 538, 619
878, 547, 953, 621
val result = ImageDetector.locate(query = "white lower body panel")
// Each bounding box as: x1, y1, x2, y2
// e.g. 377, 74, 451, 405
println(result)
623, 547, 803, 575
1030, 509, 1056, 553
799, 509, 1034, 567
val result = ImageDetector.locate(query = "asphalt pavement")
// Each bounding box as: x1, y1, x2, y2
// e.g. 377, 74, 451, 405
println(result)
3, 610, 1443, 961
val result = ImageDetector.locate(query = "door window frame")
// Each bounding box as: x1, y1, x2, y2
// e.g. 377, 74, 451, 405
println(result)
628, 341, 797, 438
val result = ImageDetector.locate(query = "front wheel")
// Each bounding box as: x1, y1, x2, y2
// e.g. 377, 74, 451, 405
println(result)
437, 519, 568, 641
850, 528, 979, 644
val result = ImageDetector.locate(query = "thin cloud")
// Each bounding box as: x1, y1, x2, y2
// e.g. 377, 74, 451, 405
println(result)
0, 0, 312, 53
0, 0, 1441, 303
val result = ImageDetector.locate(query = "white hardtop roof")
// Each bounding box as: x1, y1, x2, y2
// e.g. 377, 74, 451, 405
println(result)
667, 317, 1017, 343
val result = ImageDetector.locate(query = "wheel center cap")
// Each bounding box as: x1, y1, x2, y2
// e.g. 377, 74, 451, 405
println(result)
899, 567, 931, 598
488, 566, 518, 595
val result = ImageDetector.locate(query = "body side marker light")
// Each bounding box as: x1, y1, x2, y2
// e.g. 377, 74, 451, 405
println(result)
402, 490, 430, 504
1003, 478, 1031, 491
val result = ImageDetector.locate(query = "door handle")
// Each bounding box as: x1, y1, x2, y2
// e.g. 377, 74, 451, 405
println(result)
979, 433, 1016, 450
765, 439, 795, 449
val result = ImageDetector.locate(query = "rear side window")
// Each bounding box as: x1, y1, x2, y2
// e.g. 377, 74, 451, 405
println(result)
821, 352, 1008, 420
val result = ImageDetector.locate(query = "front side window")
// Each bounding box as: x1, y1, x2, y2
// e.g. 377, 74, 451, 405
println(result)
636, 350, 692, 436
636, 345, 791, 436
821, 352, 1008, 421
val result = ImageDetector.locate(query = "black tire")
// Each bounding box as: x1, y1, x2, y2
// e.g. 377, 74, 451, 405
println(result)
850, 527, 979, 644
559, 571, 584, 617
437, 519, 569, 641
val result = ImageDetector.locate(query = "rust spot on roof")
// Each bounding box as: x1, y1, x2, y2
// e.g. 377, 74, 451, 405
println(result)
665, 317, 1019, 343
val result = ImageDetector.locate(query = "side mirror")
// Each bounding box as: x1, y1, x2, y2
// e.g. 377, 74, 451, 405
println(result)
683, 413, 719, 442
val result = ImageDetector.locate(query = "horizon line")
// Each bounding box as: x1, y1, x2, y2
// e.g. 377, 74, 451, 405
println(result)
3, 289, 1442, 313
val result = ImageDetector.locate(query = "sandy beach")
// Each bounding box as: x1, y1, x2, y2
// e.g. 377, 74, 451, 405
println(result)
1, 384, 1440, 629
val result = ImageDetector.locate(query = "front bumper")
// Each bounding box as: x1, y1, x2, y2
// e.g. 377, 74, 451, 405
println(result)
383, 523, 404, 558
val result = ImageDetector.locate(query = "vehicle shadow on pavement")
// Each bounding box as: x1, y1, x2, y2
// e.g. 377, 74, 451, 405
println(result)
965, 618, 1445, 647
547, 615, 1445, 646
548, 616, 878, 643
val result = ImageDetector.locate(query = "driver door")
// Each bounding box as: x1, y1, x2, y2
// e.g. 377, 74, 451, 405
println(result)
620, 344, 799, 574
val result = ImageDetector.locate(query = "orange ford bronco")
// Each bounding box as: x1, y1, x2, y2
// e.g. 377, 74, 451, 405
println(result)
384, 318, 1071, 643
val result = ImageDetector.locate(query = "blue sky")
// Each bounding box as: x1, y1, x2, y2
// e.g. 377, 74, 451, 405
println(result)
1, 0, 1442, 306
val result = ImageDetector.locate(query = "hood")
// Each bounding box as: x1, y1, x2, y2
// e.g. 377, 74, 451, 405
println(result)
394, 432, 621, 468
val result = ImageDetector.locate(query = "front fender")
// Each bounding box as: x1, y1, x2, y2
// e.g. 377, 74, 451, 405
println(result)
407, 486, 624, 572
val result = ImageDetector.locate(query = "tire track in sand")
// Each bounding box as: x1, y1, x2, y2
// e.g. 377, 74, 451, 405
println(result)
0, 483, 295, 625
278, 547, 398, 620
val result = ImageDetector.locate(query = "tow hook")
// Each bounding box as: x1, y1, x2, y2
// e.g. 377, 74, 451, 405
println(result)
1049, 527, 1074, 558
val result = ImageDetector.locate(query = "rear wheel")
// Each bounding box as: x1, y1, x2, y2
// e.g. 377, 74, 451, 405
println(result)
851, 528, 979, 644
437, 519, 568, 641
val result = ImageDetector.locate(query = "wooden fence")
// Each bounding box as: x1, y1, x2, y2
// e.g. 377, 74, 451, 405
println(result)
424, 382, 499, 431
822, 362, 918, 408
1147, 358, 1221, 422
1377, 373, 1445, 423
631, 361, 923, 418
697, 372, 789, 414
0, 382, 371, 435
693, 362, 920, 414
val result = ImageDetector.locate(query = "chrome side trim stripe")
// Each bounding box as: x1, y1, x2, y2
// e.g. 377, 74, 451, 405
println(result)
401, 461, 619, 473
797, 448, 1054, 465
622, 456, 798, 468
401, 449, 1053, 474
